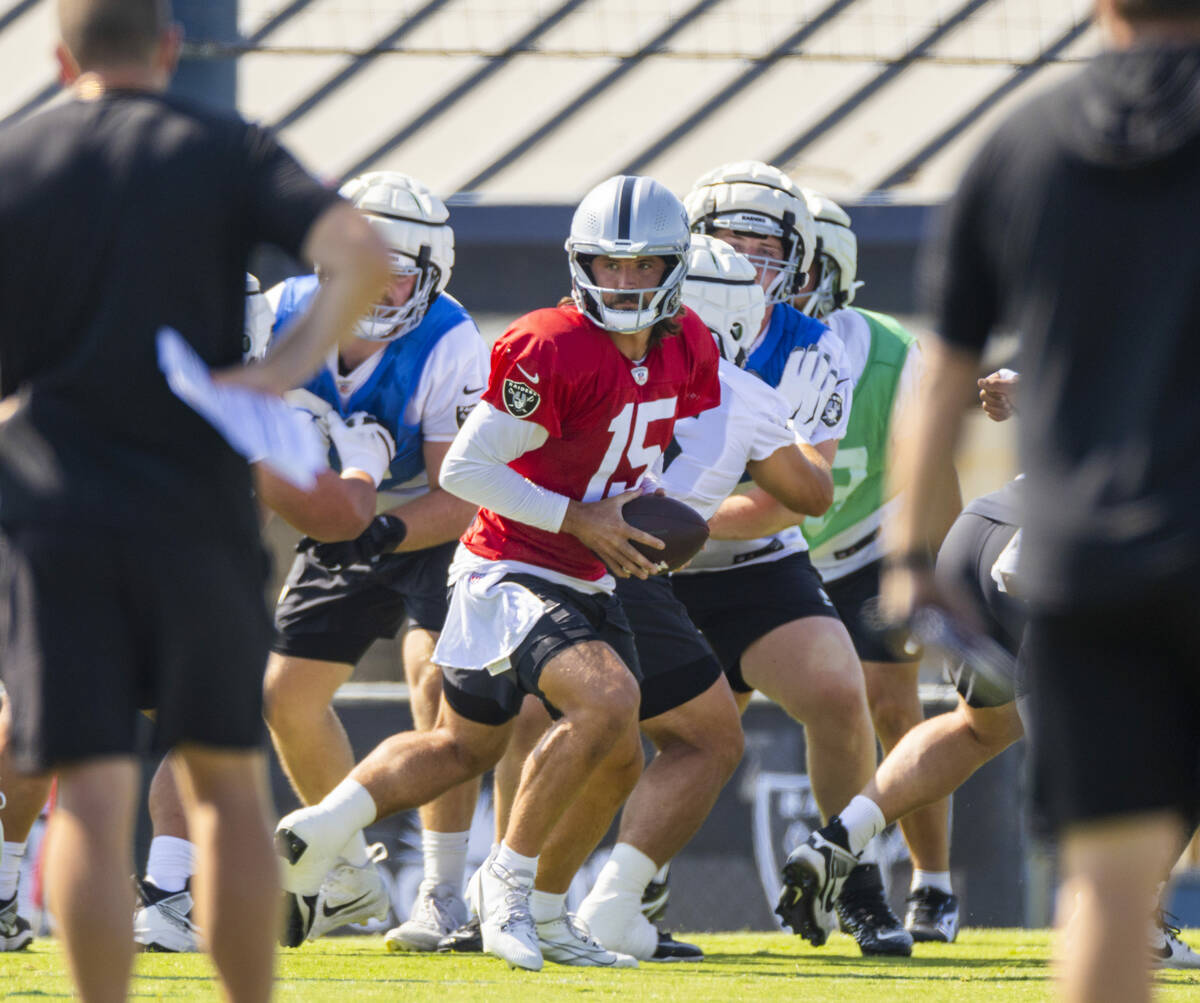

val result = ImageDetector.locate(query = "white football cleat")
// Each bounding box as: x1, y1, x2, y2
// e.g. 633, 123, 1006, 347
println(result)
132, 877, 201, 953
304, 845, 390, 941
576, 891, 659, 960
385, 880, 468, 952
275, 808, 353, 947
536, 910, 637, 968
1150, 912, 1200, 969
469, 853, 541, 971
0, 893, 34, 953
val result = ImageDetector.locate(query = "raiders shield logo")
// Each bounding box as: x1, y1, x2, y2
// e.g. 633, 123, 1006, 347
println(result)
631, 366, 649, 386
455, 402, 477, 428
502, 378, 540, 418
821, 392, 844, 427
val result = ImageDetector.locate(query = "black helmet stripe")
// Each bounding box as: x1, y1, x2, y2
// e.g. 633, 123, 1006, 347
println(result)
616, 176, 636, 241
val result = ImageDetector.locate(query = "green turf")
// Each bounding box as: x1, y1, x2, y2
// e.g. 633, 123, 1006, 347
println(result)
3, 930, 1199, 1001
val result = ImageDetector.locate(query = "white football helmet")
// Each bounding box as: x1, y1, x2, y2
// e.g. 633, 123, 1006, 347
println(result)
684, 160, 815, 307
339, 171, 454, 341
681, 234, 765, 369
799, 188, 863, 318
566, 175, 691, 334
243, 273, 274, 362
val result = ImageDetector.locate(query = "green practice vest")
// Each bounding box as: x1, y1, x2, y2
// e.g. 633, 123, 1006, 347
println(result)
802, 308, 916, 574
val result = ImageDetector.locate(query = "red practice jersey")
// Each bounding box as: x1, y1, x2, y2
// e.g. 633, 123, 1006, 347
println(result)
461, 303, 720, 581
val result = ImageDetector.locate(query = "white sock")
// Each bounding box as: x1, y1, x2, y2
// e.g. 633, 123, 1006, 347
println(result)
911, 869, 953, 895
588, 842, 658, 901
529, 889, 566, 923
342, 831, 370, 868
492, 841, 537, 886
422, 829, 470, 891
304, 778, 378, 858
838, 795, 887, 857
145, 836, 195, 894
0, 841, 26, 900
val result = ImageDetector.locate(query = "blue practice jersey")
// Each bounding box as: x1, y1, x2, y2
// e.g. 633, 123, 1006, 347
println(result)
272, 276, 478, 490
745, 301, 829, 390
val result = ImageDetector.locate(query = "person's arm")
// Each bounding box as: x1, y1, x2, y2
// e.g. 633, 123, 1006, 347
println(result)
219, 203, 388, 395
255, 466, 377, 541
441, 403, 663, 578
708, 438, 837, 539
381, 439, 482, 553
881, 336, 980, 615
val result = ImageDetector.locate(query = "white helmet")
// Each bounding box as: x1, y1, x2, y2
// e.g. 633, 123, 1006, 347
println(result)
338, 171, 454, 341
566, 175, 690, 334
681, 235, 765, 369
799, 188, 863, 318
684, 160, 815, 306
243, 273, 274, 362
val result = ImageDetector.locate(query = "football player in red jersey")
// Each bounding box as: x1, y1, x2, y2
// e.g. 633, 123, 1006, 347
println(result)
272, 175, 720, 972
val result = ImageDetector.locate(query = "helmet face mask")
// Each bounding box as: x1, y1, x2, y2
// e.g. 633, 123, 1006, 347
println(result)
680, 234, 766, 369
566, 175, 691, 335
684, 161, 815, 307
338, 172, 454, 342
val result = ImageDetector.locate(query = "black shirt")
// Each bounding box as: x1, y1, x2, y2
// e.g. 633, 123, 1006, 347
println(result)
924, 45, 1200, 610
0, 90, 339, 543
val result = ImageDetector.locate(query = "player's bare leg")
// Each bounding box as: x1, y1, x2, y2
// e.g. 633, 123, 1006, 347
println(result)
861, 659, 950, 872
44, 756, 138, 1003
263, 653, 356, 805
577, 676, 744, 959
1057, 812, 1182, 1003
0, 698, 54, 946
133, 755, 201, 953
501, 641, 641, 858
740, 618, 874, 819
865, 698, 1024, 826
387, 627, 480, 951
493, 697, 552, 838
172, 745, 276, 1003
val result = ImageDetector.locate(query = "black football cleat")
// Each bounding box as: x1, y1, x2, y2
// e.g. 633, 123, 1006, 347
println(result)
836, 863, 913, 957
905, 887, 960, 943
776, 825, 857, 947
649, 929, 703, 962
437, 915, 483, 953
641, 871, 670, 925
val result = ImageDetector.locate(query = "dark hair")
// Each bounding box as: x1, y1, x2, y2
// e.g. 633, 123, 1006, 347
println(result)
558, 295, 682, 350
58, 0, 170, 69
1115, 0, 1200, 18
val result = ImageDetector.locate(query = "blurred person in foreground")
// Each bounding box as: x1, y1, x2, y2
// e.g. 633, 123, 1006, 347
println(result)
879, 1, 1200, 1000
0, 1, 388, 1000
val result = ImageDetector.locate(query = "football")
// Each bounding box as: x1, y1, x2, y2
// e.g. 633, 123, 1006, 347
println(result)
622, 493, 710, 572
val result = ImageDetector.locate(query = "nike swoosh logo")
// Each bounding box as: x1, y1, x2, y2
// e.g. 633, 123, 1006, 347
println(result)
323, 892, 371, 918
1151, 942, 1174, 961
514, 363, 539, 384
462, 385, 484, 395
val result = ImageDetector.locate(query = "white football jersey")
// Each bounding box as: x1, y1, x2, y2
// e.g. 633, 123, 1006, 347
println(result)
663, 359, 806, 573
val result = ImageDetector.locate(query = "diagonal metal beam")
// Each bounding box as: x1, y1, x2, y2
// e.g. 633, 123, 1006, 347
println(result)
243, 0, 320, 47
0, 80, 57, 130
767, 0, 996, 168
338, 0, 592, 184
271, 0, 456, 133
456, 0, 725, 193
615, 0, 860, 178
0, 0, 41, 37
868, 17, 1092, 192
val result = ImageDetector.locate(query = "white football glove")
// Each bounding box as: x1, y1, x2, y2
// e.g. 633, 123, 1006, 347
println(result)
284, 389, 334, 451
777, 345, 837, 442
327, 410, 397, 487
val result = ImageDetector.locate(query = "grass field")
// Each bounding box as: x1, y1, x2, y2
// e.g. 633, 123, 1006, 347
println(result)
3, 930, 1199, 1001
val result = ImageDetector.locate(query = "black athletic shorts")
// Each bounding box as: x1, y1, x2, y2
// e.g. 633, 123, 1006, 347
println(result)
616, 575, 723, 720
822, 559, 907, 664
934, 512, 1026, 708
670, 552, 840, 693
0, 525, 273, 771
273, 540, 457, 664
1024, 573, 1200, 834
441, 575, 640, 726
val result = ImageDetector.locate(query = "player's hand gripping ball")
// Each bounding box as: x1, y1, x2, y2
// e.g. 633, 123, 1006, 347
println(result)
621, 494, 709, 572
